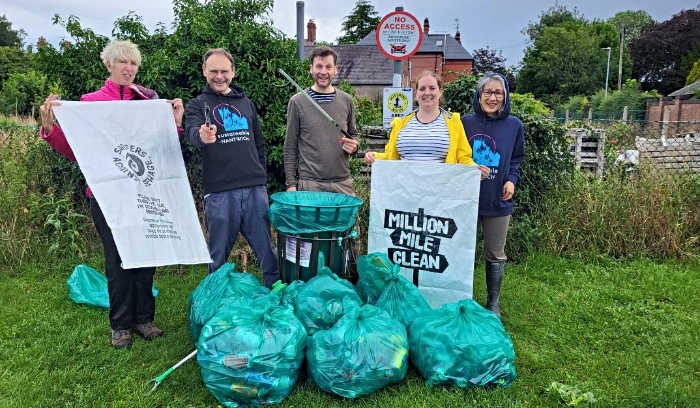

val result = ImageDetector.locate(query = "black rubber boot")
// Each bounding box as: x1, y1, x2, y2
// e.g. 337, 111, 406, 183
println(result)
485, 262, 505, 318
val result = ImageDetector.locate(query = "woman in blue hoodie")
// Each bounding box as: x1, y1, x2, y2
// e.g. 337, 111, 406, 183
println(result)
461, 73, 525, 318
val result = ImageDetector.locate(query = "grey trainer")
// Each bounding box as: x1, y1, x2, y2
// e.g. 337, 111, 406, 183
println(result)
111, 329, 133, 348
132, 322, 164, 340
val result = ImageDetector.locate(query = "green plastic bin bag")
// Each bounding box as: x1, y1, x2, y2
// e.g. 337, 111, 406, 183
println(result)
356, 252, 430, 327
408, 299, 517, 388
197, 290, 307, 408
188, 262, 269, 342
374, 271, 431, 328
306, 303, 409, 399
356, 252, 397, 304
280, 279, 305, 310
66, 264, 158, 308
295, 254, 362, 335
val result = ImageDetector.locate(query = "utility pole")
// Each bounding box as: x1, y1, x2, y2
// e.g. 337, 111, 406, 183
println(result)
393, 6, 403, 87
617, 26, 625, 90
603, 47, 611, 98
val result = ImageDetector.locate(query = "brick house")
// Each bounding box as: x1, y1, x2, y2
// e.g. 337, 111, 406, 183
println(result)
646, 80, 700, 122
303, 18, 473, 101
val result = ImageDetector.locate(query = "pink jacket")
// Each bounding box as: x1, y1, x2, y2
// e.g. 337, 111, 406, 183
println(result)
40, 79, 183, 195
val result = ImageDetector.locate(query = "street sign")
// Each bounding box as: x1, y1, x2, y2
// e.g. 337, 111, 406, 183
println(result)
383, 87, 413, 128
375, 10, 423, 60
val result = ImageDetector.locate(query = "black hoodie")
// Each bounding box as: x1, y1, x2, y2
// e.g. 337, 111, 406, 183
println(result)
185, 84, 267, 194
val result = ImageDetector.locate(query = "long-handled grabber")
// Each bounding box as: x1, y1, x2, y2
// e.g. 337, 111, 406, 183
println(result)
277, 68, 352, 139
147, 349, 197, 394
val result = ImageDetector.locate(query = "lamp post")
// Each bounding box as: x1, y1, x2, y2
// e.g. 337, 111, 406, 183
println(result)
602, 46, 611, 98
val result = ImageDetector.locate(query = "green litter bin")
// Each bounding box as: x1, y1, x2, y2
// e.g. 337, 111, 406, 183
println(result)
269, 191, 363, 283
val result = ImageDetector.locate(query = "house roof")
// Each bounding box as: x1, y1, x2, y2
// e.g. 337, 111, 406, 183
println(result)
357, 31, 473, 60
304, 44, 394, 86
668, 80, 700, 97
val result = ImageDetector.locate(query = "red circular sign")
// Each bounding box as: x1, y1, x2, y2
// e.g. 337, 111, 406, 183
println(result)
375, 11, 423, 60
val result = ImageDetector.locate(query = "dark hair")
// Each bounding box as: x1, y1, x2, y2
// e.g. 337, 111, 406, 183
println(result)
202, 48, 235, 67
309, 46, 338, 65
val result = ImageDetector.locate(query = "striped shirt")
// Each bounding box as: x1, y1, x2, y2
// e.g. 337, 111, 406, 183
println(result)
308, 88, 336, 104
396, 115, 450, 162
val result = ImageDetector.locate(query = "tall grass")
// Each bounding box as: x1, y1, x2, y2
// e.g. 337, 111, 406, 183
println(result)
0, 117, 92, 270
537, 165, 700, 260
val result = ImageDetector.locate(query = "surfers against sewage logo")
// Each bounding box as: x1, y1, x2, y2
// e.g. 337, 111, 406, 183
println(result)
113, 143, 156, 187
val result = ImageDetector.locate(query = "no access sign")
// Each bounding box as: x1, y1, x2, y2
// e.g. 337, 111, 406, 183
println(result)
375, 10, 423, 60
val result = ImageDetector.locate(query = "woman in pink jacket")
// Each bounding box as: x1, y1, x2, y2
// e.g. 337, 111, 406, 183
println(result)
39, 40, 184, 349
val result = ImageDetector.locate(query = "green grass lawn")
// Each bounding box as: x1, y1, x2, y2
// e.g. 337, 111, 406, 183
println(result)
1, 253, 699, 407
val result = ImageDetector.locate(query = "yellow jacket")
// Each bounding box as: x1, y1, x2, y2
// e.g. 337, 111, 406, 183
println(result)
372, 110, 476, 165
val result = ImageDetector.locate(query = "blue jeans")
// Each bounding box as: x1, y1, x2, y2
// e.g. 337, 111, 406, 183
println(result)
204, 186, 279, 287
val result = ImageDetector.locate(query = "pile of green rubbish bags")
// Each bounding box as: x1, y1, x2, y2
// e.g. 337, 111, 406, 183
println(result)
187, 252, 517, 407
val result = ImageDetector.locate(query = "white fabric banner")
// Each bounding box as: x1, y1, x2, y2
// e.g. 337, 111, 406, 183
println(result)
53, 100, 211, 268
368, 161, 480, 308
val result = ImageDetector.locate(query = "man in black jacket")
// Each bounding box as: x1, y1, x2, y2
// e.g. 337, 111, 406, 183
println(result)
185, 48, 278, 287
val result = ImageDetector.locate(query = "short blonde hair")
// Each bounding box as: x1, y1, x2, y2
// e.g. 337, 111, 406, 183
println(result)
100, 40, 142, 67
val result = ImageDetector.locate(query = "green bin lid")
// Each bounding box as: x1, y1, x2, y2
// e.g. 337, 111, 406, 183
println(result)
270, 191, 363, 234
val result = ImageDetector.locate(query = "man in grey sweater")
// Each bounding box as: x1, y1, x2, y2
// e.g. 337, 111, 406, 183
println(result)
284, 46, 359, 195
283, 46, 361, 280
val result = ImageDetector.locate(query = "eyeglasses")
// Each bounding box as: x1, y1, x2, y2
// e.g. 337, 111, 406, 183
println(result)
482, 90, 505, 99
207, 69, 232, 76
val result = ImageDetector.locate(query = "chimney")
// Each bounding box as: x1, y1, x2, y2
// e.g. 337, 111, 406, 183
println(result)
307, 19, 317, 44
423, 18, 430, 35
454, 30, 461, 44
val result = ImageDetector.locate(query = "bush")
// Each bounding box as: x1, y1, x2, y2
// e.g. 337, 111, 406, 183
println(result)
0, 120, 92, 268
0, 70, 48, 117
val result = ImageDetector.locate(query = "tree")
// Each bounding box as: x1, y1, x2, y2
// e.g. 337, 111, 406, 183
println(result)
629, 8, 700, 95
471, 47, 518, 92
523, 3, 585, 44
336, 0, 380, 44
607, 10, 654, 43
0, 46, 29, 85
518, 21, 618, 106
687, 58, 700, 85
518, 4, 621, 106
680, 43, 700, 85
0, 69, 47, 116
471, 47, 506, 75
0, 15, 26, 47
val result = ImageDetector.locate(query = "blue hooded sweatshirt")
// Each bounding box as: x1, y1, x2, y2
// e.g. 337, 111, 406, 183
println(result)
461, 74, 525, 217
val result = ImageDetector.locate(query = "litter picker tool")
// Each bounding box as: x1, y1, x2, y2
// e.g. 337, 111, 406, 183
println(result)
146, 349, 197, 394
239, 248, 249, 273
277, 68, 352, 139
204, 102, 212, 130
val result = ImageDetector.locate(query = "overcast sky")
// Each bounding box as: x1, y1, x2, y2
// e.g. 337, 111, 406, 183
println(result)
3, 0, 697, 66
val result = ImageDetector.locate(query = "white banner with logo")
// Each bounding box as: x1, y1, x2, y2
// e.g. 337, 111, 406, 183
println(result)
367, 161, 480, 308
53, 100, 211, 268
